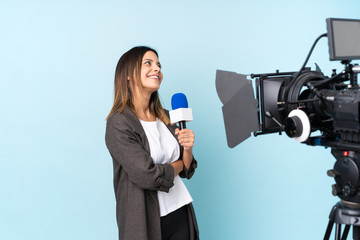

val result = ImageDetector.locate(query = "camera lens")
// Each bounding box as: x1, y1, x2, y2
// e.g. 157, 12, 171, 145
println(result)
284, 116, 303, 138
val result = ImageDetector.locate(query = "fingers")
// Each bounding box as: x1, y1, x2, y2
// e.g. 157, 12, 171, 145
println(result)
176, 129, 194, 139
176, 129, 195, 149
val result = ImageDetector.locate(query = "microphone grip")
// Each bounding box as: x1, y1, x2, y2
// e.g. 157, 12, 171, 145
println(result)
179, 121, 186, 130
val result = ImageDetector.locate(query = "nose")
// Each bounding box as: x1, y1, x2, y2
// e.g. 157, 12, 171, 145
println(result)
153, 64, 160, 72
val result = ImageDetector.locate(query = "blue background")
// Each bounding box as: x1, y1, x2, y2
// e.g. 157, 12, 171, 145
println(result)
1, 0, 360, 239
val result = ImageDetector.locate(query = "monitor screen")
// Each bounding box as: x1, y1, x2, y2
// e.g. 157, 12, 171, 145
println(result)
326, 18, 360, 61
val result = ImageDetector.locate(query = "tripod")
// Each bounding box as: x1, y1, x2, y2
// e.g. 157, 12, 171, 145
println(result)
324, 201, 360, 240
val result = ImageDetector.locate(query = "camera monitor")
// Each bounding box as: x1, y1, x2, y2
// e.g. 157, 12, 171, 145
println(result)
326, 18, 360, 61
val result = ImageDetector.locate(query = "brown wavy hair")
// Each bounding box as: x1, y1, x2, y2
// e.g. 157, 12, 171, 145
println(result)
106, 46, 170, 124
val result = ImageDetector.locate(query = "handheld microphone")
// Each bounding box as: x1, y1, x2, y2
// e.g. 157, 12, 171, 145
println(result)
170, 93, 193, 130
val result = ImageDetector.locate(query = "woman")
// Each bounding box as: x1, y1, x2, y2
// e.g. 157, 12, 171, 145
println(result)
105, 46, 199, 240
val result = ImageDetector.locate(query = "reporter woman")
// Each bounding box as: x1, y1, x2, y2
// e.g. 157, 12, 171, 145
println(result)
105, 46, 199, 240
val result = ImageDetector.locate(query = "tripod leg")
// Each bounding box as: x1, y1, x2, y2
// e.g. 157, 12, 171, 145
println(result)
353, 226, 360, 240
324, 220, 334, 240
335, 224, 341, 240
341, 225, 350, 240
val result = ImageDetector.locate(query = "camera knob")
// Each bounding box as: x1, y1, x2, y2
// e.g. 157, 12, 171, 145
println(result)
342, 184, 354, 197
332, 184, 341, 196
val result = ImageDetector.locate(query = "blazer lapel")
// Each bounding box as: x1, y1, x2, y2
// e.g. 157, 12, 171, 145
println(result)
121, 106, 151, 155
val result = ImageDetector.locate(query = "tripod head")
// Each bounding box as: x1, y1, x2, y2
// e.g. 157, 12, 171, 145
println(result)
328, 149, 360, 204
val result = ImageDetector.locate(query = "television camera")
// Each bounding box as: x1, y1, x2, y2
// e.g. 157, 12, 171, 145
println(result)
216, 18, 360, 239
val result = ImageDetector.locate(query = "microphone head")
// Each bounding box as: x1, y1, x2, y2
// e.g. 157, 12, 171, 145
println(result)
171, 93, 188, 110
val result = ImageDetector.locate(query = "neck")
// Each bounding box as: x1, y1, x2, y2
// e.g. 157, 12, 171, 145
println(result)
132, 91, 156, 121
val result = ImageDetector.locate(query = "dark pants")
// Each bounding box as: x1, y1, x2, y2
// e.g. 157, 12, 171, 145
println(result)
161, 205, 190, 240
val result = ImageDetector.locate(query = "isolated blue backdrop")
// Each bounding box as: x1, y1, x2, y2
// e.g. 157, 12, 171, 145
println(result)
1, 0, 360, 239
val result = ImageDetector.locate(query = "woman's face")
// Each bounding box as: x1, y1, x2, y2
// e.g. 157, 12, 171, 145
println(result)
140, 51, 163, 93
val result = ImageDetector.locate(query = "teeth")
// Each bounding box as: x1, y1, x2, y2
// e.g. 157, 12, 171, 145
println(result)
148, 76, 159, 79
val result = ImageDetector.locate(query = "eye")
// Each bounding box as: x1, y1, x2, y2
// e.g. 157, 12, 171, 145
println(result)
144, 61, 151, 65
157, 63, 162, 69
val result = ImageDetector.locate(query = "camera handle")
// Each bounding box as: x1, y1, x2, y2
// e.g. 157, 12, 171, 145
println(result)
306, 62, 359, 90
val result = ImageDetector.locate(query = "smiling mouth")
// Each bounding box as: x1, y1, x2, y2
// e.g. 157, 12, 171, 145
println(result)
148, 75, 159, 80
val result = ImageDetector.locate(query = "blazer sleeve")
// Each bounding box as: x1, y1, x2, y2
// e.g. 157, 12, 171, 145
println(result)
178, 148, 198, 180
105, 113, 175, 192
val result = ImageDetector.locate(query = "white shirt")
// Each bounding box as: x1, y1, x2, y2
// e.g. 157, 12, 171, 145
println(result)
139, 118, 193, 217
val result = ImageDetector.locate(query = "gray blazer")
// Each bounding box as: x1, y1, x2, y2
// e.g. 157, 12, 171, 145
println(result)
105, 106, 199, 240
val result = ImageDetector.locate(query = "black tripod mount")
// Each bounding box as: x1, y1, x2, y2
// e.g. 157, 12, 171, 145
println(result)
324, 201, 360, 240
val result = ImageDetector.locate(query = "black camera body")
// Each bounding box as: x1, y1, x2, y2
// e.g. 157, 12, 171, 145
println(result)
216, 18, 360, 205
254, 65, 360, 143
252, 64, 360, 203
